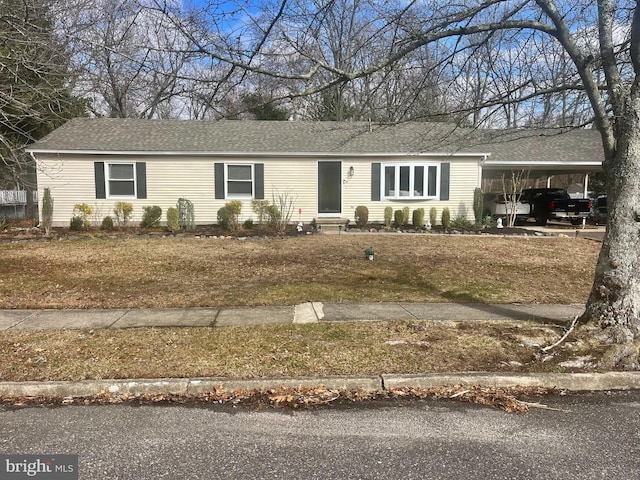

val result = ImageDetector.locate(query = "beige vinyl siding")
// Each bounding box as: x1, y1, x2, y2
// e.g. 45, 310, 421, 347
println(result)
36, 153, 482, 227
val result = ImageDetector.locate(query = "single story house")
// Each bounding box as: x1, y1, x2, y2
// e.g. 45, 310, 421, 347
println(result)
26, 118, 604, 227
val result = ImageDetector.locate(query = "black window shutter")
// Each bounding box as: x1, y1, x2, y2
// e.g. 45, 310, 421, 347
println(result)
214, 163, 225, 199
440, 162, 450, 201
254, 163, 264, 199
136, 162, 147, 199
94, 162, 106, 199
371, 163, 381, 201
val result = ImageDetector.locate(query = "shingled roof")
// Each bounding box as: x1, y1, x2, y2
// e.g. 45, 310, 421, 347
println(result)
27, 118, 604, 164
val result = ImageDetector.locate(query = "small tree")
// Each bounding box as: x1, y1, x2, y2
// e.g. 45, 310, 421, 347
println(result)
473, 188, 484, 225
41, 187, 53, 235
177, 198, 195, 230
270, 190, 297, 235
501, 170, 529, 227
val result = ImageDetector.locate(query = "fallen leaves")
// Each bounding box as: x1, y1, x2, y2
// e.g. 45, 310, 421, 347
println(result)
0, 384, 562, 413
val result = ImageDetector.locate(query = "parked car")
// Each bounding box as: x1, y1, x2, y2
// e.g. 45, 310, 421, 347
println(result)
483, 192, 530, 226
520, 188, 592, 226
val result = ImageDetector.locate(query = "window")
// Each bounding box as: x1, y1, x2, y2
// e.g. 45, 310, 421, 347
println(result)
108, 163, 136, 197
227, 164, 253, 197
383, 163, 439, 199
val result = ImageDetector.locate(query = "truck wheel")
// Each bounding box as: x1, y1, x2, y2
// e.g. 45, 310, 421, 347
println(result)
535, 214, 547, 226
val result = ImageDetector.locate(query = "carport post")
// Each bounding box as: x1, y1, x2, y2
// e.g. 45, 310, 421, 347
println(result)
582, 173, 589, 228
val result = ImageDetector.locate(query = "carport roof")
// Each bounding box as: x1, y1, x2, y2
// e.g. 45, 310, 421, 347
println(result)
28, 118, 604, 172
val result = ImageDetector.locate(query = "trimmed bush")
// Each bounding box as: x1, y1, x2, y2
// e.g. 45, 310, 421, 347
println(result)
141, 205, 162, 228
429, 207, 437, 227
101, 215, 114, 231
441, 208, 451, 230
412, 208, 425, 229
402, 206, 410, 225
73, 203, 93, 230
451, 215, 473, 230
217, 206, 232, 230
354, 205, 369, 228
394, 209, 404, 228
166, 207, 179, 233
69, 216, 83, 231
384, 206, 393, 230
243, 218, 254, 229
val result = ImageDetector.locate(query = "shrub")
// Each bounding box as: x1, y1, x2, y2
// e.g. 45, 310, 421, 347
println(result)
441, 208, 451, 230
354, 205, 369, 228
141, 205, 162, 228
402, 206, 410, 225
177, 198, 195, 230
166, 207, 179, 233
225, 200, 242, 230
243, 218, 254, 229
394, 209, 404, 228
69, 216, 83, 231
429, 207, 437, 227
113, 202, 133, 228
217, 206, 232, 229
251, 199, 270, 226
101, 215, 114, 231
451, 215, 473, 230
73, 203, 93, 230
41, 187, 53, 235
412, 208, 425, 229
268, 190, 296, 235
473, 187, 484, 225
384, 206, 393, 230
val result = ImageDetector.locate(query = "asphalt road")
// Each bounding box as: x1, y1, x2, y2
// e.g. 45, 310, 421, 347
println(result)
2, 391, 639, 479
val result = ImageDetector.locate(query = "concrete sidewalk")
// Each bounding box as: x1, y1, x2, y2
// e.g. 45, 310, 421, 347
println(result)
0, 302, 585, 331
3, 301, 640, 399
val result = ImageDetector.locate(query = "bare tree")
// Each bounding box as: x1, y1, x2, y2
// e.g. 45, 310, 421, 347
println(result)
0, 0, 83, 201
146, 0, 640, 346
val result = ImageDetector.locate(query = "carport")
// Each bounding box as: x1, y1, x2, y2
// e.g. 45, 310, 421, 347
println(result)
477, 128, 604, 197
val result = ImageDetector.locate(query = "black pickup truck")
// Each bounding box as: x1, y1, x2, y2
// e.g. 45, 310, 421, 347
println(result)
520, 188, 592, 226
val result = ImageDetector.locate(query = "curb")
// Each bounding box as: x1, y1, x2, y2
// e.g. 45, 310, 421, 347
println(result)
1, 372, 639, 399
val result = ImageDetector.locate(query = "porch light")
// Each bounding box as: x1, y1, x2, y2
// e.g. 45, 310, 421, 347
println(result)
349, 166, 355, 177
365, 246, 375, 260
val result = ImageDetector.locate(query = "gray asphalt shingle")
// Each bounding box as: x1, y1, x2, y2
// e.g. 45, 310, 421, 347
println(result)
28, 118, 604, 163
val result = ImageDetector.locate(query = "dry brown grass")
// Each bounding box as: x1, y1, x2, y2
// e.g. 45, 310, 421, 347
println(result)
0, 321, 606, 382
0, 234, 599, 309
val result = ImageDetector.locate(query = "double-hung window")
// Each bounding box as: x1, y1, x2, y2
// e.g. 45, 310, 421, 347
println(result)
383, 163, 439, 199
108, 163, 136, 197
226, 164, 253, 198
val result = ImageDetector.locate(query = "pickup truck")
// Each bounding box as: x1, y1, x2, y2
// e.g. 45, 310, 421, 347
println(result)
520, 188, 592, 226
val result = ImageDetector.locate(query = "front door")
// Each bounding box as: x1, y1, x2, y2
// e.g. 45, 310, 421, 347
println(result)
317, 161, 342, 215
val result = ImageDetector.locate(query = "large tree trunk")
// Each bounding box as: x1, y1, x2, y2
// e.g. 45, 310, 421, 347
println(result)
583, 86, 640, 343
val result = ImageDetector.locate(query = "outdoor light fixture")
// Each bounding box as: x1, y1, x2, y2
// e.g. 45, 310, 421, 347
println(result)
349, 166, 355, 177
365, 246, 375, 260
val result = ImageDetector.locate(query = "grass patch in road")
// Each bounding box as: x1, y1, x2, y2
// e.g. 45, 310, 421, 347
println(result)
0, 321, 608, 383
